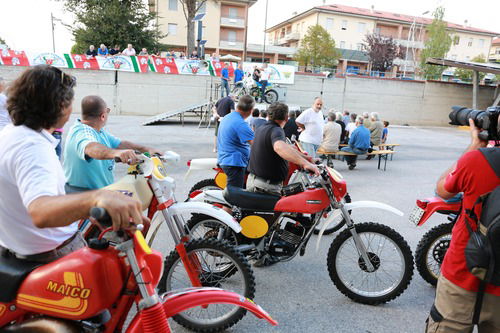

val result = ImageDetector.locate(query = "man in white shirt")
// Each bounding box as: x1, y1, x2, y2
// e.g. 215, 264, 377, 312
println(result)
0, 65, 144, 263
122, 44, 136, 56
0, 77, 11, 130
259, 63, 271, 102
296, 97, 325, 158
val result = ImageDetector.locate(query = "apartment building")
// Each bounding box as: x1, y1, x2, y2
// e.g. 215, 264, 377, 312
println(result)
266, 4, 499, 73
148, 0, 294, 62
489, 37, 500, 63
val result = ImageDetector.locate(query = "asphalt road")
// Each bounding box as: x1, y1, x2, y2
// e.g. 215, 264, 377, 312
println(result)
63, 114, 471, 333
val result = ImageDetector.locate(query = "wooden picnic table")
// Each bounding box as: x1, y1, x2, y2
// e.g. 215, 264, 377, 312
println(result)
317, 149, 395, 171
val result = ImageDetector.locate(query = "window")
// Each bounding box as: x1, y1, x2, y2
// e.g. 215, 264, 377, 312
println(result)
168, 23, 177, 36
326, 18, 334, 30
451, 55, 457, 60
468, 38, 473, 47
228, 31, 237, 42
375, 27, 381, 35
341, 20, 347, 30
340, 41, 346, 48
168, 0, 177, 11
478, 39, 485, 48
357, 22, 366, 33
356, 43, 363, 51
197, 1, 206, 14
453, 36, 460, 45
228, 7, 238, 18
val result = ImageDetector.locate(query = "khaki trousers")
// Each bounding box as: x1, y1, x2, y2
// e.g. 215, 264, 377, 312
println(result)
426, 276, 500, 333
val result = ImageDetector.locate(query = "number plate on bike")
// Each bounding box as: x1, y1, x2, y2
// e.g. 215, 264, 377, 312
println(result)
409, 206, 425, 225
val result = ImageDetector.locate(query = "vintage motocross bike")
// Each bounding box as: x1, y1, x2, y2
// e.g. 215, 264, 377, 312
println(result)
0, 208, 277, 332
409, 195, 461, 286
185, 157, 351, 236
231, 73, 279, 104
189, 164, 414, 305
80, 152, 258, 332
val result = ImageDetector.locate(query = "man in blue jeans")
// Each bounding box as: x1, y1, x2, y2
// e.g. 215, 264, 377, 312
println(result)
341, 116, 370, 170
234, 63, 244, 88
217, 95, 255, 188
221, 63, 230, 97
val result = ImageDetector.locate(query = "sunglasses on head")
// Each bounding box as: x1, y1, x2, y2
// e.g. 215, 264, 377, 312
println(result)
53, 66, 76, 88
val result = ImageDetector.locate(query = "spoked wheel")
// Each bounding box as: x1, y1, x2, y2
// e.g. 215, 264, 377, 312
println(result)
158, 238, 255, 333
415, 222, 453, 287
264, 89, 278, 104
327, 222, 413, 305
313, 193, 351, 235
187, 215, 240, 247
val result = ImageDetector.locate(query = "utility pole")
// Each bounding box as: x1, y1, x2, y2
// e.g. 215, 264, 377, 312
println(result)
261, 0, 269, 63
51, 12, 56, 53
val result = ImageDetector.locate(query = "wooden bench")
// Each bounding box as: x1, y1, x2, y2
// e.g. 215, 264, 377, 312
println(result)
339, 143, 400, 160
317, 149, 395, 171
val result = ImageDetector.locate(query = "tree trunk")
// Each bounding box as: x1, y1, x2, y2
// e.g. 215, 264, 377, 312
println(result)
187, 17, 195, 55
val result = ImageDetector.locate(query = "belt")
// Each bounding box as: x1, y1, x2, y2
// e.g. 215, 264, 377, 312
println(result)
252, 174, 282, 185
2, 232, 80, 262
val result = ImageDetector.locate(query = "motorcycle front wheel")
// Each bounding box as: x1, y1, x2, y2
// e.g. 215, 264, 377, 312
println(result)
415, 222, 453, 287
264, 89, 279, 104
327, 222, 413, 305
158, 238, 255, 333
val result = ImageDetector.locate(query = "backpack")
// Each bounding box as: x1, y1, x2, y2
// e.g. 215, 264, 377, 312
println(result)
463, 147, 500, 324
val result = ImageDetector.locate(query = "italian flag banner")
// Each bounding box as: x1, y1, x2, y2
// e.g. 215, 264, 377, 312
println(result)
1, 50, 30, 67
64, 54, 99, 70
149, 56, 179, 74
96, 55, 147, 72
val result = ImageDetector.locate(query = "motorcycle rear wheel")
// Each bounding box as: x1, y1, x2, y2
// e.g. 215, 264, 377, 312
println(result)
415, 222, 453, 287
188, 179, 222, 197
158, 238, 255, 333
187, 214, 240, 247
327, 222, 413, 305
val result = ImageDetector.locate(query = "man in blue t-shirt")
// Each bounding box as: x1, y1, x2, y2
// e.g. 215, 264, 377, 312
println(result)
234, 63, 244, 88
221, 63, 230, 97
217, 95, 255, 188
63, 95, 162, 192
340, 116, 370, 170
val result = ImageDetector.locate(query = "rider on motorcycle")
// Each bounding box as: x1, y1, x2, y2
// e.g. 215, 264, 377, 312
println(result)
247, 102, 319, 196
0, 65, 145, 264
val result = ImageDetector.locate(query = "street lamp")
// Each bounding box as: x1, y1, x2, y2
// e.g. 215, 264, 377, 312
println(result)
51, 12, 62, 53
261, 0, 269, 63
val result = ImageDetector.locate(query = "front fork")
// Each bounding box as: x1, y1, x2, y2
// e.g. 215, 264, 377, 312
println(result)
339, 204, 376, 272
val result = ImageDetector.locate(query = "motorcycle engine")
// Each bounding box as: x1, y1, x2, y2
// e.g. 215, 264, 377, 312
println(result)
268, 220, 305, 257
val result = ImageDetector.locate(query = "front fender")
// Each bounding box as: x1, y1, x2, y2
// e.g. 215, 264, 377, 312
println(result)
169, 201, 242, 233
125, 288, 278, 332
315, 201, 404, 252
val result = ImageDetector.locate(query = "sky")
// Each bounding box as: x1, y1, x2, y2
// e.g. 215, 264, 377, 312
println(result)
0, 0, 499, 53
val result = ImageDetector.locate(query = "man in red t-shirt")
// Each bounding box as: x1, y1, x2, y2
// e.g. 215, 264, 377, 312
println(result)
426, 118, 500, 332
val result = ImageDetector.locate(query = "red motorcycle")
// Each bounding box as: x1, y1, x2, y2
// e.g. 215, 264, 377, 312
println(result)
0, 208, 276, 332
409, 196, 461, 286
190, 164, 414, 305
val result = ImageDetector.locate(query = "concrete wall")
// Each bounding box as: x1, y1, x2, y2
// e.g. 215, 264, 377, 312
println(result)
0, 66, 497, 125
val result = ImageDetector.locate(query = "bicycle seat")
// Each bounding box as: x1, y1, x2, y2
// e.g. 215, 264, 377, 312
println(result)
223, 185, 280, 211
0, 251, 41, 302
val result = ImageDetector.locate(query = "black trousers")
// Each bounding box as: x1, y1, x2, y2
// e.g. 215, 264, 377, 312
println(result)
221, 165, 246, 188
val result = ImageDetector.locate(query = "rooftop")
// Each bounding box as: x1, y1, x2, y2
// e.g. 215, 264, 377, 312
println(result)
267, 3, 499, 36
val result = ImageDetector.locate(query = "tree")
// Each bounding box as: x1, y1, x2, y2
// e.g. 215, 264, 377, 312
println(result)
179, 0, 209, 56
294, 25, 340, 71
60, 0, 165, 54
454, 54, 487, 82
419, 7, 452, 79
362, 34, 404, 72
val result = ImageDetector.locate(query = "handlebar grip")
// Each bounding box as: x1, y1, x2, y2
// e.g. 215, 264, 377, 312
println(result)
114, 157, 121, 163
90, 207, 112, 227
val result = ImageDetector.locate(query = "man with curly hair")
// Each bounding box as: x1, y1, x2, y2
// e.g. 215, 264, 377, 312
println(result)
0, 65, 145, 263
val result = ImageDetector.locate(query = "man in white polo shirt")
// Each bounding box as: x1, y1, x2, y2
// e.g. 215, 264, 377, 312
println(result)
0, 65, 144, 263
295, 97, 325, 158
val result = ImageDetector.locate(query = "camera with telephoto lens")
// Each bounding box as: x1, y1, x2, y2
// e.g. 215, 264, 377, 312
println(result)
449, 106, 500, 141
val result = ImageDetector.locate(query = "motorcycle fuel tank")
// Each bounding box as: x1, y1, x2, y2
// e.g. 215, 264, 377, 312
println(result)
275, 188, 330, 214
16, 247, 125, 319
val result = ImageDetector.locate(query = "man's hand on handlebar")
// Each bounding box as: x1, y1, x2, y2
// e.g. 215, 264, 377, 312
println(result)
114, 149, 140, 165
93, 190, 148, 231
303, 161, 320, 176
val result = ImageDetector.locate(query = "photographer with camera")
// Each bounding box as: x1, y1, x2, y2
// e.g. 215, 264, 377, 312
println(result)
426, 108, 500, 332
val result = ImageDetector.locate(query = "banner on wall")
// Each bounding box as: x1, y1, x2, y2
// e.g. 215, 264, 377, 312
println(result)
0, 50, 296, 84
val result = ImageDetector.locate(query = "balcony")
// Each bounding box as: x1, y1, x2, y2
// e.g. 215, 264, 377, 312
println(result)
395, 39, 425, 49
219, 40, 244, 50
276, 32, 301, 46
220, 16, 245, 29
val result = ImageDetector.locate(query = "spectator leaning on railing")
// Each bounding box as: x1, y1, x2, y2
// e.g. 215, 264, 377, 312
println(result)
122, 44, 136, 56
97, 44, 108, 56
85, 45, 97, 57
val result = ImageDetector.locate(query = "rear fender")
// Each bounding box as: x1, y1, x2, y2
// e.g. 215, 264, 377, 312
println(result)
415, 197, 461, 226
184, 158, 218, 180
125, 288, 278, 332
190, 189, 228, 205
315, 201, 404, 252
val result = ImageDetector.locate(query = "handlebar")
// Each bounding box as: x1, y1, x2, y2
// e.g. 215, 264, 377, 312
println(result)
89, 207, 144, 233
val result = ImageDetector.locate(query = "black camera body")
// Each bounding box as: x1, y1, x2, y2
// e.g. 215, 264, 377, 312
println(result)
449, 106, 500, 141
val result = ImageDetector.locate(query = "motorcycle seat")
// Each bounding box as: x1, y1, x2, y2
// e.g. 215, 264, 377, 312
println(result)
0, 251, 41, 302
223, 185, 280, 211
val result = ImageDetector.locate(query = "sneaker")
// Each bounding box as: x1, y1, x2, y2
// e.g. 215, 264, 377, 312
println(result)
348, 164, 356, 170
253, 254, 280, 267
366, 155, 373, 160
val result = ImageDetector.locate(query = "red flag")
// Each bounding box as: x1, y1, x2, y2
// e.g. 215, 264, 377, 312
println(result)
136, 56, 149, 73
0, 50, 30, 66
70, 54, 99, 70
151, 56, 179, 74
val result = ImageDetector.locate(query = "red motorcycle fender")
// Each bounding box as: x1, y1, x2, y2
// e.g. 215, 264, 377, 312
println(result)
125, 288, 277, 332
416, 197, 461, 226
